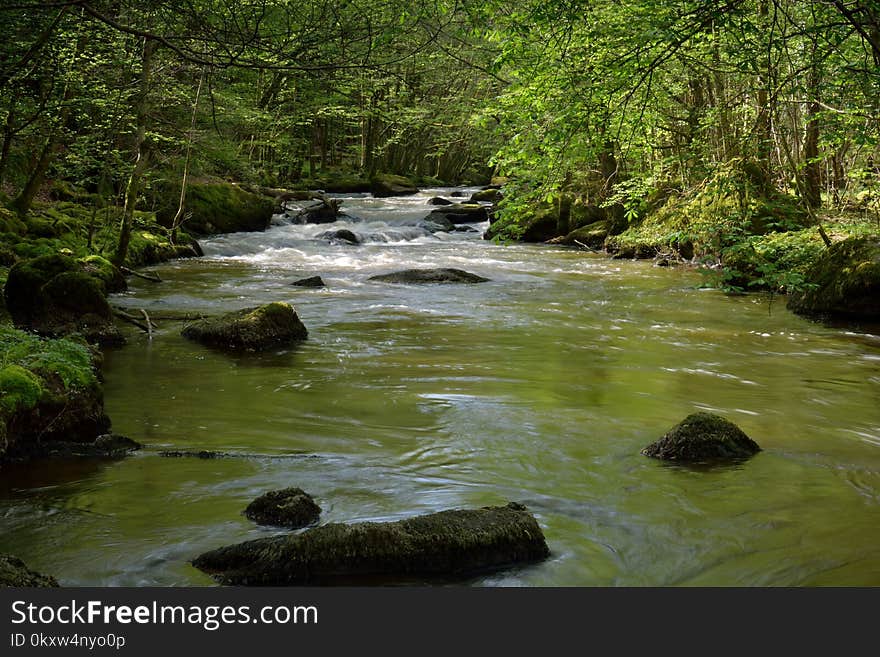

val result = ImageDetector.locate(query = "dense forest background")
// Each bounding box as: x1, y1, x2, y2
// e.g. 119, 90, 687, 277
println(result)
0, 0, 879, 285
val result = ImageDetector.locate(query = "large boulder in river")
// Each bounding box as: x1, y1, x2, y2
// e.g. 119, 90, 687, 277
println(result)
0, 555, 58, 587
181, 302, 307, 351
429, 204, 490, 225
787, 237, 880, 320
157, 182, 274, 236
428, 197, 454, 206
244, 488, 321, 528
369, 268, 489, 284
641, 412, 761, 462
370, 174, 419, 198
3, 254, 123, 345
193, 502, 550, 585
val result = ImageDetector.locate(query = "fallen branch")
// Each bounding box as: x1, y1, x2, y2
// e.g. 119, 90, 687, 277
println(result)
113, 309, 151, 333
574, 239, 600, 252
120, 266, 162, 283
140, 308, 154, 339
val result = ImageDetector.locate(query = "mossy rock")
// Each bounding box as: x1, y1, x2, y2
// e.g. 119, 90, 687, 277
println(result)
787, 237, 880, 320
78, 255, 126, 294
641, 412, 761, 462
554, 220, 610, 249
181, 302, 308, 351
4, 255, 122, 345
193, 502, 550, 585
370, 173, 419, 198
24, 216, 60, 238
0, 555, 58, 587
244, 488, 322, 528
127, 230, 201, 267
468, 188, 503, 203
485, 205, 559, 242
157, 182, 274, 236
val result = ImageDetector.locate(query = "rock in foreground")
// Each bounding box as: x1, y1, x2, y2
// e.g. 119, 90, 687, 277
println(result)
193, 502, 549, 585
244, 488, 321, 528
642, 412, 761, 462
181, 302, 307, 351
369, 268, 489, 284
787, 237, 880, 320
0, 555, 58, 587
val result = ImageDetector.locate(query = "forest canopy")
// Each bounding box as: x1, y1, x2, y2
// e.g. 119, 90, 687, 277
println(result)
0, 0, 878, 271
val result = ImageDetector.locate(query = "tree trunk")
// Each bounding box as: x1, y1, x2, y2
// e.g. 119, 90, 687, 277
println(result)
755, 0, 773, 177
171, 69, 205, 243
113, 38, 158, 268
0, 104, 17, 185
10, 85, 74, 215
802, 41, 822, 210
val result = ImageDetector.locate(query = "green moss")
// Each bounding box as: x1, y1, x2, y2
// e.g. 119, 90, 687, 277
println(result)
154, 182, 273, 235
78, 255, 125, 293
0, 207, 26, 235
0, 364, 43, 416
0, 325, 97, 392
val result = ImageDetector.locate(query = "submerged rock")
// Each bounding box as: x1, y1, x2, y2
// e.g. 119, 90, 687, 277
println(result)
4, 254, 123, 345
0, 555, 59, 587
244, 488, 321, 528
291, 276, 326, 288
787, 237, 880, 320
369, 268, 489, 284
159, 450, 225, 459
193, 502, 549, 585
17, 434, 142, 461
319, 229, 360, 245
181, 302, 307, 351
642, 412, 761, 462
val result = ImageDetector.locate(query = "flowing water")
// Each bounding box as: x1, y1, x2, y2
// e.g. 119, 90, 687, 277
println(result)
2, 188, 880, 586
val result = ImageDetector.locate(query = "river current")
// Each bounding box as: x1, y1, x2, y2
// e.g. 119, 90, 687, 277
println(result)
2, 188, 880, 586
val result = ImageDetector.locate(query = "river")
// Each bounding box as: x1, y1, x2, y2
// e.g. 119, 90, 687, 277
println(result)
2, 188, 880, 586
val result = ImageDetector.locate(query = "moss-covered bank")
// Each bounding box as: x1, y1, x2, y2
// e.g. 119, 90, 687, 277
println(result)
0, 325, 109, 464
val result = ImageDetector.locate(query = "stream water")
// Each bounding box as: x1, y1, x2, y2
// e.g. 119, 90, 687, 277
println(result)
2, 188, 880, 586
